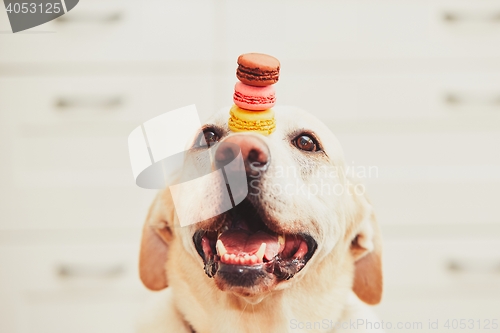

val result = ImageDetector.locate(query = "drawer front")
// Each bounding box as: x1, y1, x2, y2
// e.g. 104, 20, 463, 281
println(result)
368, 181, 500, 226
0, 238, 150, 333
336, 132, 500, 167
0, 76, 216, 123
0, 187, 156, 229
0, 0, 215, 63
9, 134, 139, 188
383, 238, 500, 290
3, 1, 500, 64
13, 291, 148, 333
217, 70, 500, 121
0, 240, 142, 290
377, 237, 500, 332
223, 0, 500, 61
376, 297, 500, 333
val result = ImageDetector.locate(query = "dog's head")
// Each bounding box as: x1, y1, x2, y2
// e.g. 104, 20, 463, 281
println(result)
138, 106, 382, 305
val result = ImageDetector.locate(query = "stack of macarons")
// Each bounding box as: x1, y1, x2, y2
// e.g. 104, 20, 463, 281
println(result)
228, 53, 280, 135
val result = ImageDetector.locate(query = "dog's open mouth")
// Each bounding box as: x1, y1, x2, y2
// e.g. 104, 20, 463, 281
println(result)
193, 199, 317, 287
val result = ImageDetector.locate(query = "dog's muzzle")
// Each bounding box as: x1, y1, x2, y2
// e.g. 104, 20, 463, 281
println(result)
193, 199, 317, 286
192, 134, 318, 288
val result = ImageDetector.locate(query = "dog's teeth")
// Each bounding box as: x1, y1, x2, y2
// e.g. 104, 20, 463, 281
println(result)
256, 243, 266, 262
216, 239, 227, 256
278, 234, 286, 246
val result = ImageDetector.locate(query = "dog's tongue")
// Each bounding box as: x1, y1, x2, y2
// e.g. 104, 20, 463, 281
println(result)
219, 230, 280, 260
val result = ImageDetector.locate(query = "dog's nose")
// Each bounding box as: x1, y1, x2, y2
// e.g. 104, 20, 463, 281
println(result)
215, 134, 270, 176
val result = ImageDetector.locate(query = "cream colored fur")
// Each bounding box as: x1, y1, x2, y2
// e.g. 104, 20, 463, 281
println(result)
137, 107, 384, 333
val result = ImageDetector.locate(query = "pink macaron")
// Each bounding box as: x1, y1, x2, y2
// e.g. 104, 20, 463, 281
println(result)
233, 82, 276, 111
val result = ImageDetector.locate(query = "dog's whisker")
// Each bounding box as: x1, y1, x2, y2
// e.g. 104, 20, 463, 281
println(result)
234, 301, 250, 329
251, 304, 263, 333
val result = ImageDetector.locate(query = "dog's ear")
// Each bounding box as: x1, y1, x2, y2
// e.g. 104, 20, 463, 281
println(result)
139, 191, 174, 291
349, 184, 383, 305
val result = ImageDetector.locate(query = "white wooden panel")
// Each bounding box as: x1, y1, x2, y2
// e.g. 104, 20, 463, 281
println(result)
0, 236, 150, 333
0, 187, 155, 229
0, 0, 215, 63
223, 0, 500, 61
367, 181, 500, 226
215, 71, 500, 121
0, 76, 216, 123
383, 238, 500, 289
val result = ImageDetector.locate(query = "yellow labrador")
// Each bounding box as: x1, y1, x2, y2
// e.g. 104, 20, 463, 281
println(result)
137, 106, 383, 333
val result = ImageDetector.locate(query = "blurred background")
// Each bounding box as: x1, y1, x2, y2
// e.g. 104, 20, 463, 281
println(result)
1, 0, 499, 332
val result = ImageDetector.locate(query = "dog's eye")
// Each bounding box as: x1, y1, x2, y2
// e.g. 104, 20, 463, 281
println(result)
293, 134, 319, 152
197, 128, 220, 148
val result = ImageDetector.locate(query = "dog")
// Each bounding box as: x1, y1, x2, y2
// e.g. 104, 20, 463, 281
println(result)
137, 106, 383, 333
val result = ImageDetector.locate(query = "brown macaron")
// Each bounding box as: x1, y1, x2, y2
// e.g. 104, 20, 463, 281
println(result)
236, 53, 280, 87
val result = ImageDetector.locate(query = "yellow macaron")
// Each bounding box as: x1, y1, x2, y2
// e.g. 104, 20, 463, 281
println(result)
228, 105, 276, 135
